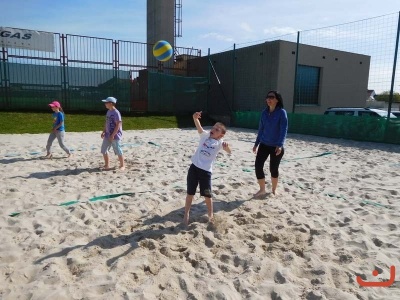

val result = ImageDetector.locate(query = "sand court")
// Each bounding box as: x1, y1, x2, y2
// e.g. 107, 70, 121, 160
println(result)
0, 128, 399, 299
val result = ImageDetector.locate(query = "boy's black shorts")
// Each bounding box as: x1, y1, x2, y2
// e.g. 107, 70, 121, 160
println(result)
187, 164, 212, 197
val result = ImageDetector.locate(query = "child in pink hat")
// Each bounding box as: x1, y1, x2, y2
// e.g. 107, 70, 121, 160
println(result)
44, 100, 72, 159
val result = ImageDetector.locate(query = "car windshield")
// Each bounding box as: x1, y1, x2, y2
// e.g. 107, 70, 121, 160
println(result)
373, 111, 386, 117
370, 110, 397, 118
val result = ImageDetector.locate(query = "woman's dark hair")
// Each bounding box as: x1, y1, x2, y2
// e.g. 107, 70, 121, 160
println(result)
266, 90, 284, 109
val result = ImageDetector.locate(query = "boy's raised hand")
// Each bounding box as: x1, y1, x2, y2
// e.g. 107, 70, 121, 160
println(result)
192, 111, 204, 133
193, 111, 202, 119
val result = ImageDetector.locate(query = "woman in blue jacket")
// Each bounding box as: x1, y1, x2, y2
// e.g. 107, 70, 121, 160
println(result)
253, 90, 288, 197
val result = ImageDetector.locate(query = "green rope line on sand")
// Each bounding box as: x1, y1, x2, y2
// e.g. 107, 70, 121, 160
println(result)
8, 193, 135, 217
3, 143, 141, 158
173, 183, 186, 188
121, 143, 142, 148
9, 208, 44, 217
148, 141, 160, 147
239, 152, 333, 173
4, 153, 20, 157
213, 176, 225, 180
89, 192, 134, 202
215, 162, 228, 167
360, 199, 392, 209
4, 151, 49, 156
316, 191, 391, 210
59, 200, 80, 206
282, 151, 333, 162
325, 194, 391, 209
283, 179, 308, 190
326, 193, 347, 200
285, 182, 391, 210
29, 151, 42, 155
217, 150, 388, 211
9, 212, 21, 217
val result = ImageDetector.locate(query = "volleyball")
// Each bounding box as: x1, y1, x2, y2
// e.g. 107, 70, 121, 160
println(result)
152, 40, 173, 62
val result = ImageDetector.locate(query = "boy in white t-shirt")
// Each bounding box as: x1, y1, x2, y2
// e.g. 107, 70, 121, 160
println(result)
183, 111, 232, 226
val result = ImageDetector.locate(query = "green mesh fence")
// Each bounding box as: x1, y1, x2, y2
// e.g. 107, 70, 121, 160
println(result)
233, 111, 400, 144
147, 72, 208, 113
232, 111, 261, 129
0, 30, 202, 113
0, 62, 131, 111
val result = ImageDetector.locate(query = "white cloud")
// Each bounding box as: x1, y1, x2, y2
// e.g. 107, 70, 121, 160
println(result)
200, 32, 234, 42
240, 22, 253, 33
263, 26, 298, 36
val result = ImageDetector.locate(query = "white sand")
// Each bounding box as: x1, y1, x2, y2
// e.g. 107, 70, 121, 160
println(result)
0, 128, 399, 299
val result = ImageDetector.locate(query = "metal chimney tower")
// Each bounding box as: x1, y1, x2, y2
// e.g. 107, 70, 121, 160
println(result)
147, 0, 182, 69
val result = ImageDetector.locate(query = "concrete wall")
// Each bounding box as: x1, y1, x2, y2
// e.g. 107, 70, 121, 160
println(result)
186, 43, 281, 115
186, 40, 371, 117
234, 42, 280, 111
278, 41, 371, 114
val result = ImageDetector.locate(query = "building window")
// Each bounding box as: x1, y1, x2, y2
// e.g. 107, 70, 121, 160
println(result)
295, 65, 320, 105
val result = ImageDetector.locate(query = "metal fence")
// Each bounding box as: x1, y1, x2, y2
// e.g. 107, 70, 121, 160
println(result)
196, 12, 400, 119
1, 12, 399, 120
0, 30, 202, 112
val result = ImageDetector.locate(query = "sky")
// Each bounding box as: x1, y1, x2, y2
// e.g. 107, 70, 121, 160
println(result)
1, 0, 399, 55
2, 0, 400, 92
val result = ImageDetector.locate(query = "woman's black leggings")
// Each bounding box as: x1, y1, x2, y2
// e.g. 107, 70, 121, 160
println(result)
255, 143, 284, 179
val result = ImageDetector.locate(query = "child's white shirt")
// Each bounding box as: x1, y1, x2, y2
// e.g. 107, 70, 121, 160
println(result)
191, 130, 223, 173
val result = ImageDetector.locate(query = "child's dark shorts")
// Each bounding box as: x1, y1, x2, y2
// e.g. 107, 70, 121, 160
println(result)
187, 164, 212, 197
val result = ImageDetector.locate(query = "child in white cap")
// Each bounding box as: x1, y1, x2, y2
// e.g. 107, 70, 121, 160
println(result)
100, 97, 125, 170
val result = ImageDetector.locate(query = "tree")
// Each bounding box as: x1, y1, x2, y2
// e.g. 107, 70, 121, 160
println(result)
374, 91, 400, 102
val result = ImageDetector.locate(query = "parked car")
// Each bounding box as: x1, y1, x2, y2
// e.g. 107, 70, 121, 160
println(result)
390, 111, 400, 117
324, 107, 397, 118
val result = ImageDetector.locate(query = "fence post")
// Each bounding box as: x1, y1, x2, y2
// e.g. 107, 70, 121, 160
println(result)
206, 48, 210, 113
384, 11, 400, 142
113, 40, 119, 100
0, 47, 10, 108
292, 31, 300, 114
60, 34, 68, 108
387, 11, 400, 118
232, 43, 236, 113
